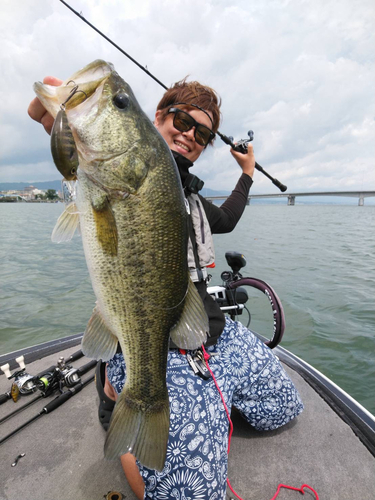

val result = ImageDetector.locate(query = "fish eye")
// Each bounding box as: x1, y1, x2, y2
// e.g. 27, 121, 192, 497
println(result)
113, 93, 130, 110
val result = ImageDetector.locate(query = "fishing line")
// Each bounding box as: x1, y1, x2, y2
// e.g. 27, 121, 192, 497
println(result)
59, 0, 168, 90
58, 0, 287, 192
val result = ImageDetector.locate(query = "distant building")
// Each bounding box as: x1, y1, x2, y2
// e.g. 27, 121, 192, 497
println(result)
20, 186, 45, 200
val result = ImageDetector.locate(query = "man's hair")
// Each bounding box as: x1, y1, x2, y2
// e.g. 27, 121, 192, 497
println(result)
156, 78, 222, 138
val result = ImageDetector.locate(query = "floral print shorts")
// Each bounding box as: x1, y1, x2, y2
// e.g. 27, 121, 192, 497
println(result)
107, 318, 304, 499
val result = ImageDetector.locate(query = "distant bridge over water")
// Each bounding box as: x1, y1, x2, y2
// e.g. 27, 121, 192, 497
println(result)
206, 191, 375, 206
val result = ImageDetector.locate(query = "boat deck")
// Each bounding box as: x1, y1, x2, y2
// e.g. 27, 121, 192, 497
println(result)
0, 343, 374, 500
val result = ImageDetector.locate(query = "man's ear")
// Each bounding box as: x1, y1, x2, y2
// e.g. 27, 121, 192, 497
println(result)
154, 110, 163, 129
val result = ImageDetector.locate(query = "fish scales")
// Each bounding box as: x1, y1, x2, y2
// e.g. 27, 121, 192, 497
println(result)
77, 153, 188, 398
34, 60, 208, 470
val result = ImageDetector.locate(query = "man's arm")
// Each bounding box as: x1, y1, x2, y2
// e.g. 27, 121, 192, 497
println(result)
199, 173, 253, 233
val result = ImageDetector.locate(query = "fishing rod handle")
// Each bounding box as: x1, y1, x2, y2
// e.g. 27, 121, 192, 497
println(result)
43, 374, 95, 413
43, 384, 82, 413
0, 393, 10, 405
272, 178, 288, 193
255, 162, 287, 192
67, 350, 84, 363
77, 360, 97, 376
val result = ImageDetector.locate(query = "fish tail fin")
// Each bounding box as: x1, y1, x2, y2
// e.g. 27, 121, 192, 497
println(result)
104, 390, 169, 471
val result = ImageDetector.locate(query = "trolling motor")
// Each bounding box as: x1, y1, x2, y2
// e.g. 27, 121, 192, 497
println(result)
208, 252, 249, 319
207, 251, 286, 348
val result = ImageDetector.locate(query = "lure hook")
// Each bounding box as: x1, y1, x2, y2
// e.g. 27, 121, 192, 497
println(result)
60, 81, 88, 110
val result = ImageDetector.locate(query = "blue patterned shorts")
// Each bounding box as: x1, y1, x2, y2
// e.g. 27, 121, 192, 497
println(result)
107, 318, 304, 499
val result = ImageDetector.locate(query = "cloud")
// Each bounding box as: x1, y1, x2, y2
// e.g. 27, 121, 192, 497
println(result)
0, 0, 374, 197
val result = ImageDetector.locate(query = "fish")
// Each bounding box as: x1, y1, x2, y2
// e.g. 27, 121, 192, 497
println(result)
33, 60, 208, 470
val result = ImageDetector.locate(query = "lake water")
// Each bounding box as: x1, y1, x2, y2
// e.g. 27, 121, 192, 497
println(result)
1, 202, 374, 414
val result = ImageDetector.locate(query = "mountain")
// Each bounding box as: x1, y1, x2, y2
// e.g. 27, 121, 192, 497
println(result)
199, 187, 231, 197
0, 181, 231, 197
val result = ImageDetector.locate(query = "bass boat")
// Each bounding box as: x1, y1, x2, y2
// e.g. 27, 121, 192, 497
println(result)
0, 253, 374, 500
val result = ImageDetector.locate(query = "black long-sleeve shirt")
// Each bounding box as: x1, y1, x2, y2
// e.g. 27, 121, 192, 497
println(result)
173, 150, 253, 234
198, 173, 253, 234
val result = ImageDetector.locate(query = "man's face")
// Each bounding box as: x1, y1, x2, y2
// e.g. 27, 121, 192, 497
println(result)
154, 107, 213, 163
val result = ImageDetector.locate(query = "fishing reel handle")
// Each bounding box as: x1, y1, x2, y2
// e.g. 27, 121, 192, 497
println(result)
217, 130, 253, 153
229, 130, 254, 154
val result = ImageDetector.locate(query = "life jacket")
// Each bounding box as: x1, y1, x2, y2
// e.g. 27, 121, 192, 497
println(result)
186, 192, 215, 282
172, 150, 225, 347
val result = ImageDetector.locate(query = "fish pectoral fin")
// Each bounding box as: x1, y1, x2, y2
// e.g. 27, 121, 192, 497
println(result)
81, 304, 118, 361
169, 277, 209, 350
92, 197, 118, 256
51, 202, 80, 243
104, 391, 169, 472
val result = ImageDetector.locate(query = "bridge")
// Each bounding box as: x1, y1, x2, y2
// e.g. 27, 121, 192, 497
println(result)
206, 191, 375, 206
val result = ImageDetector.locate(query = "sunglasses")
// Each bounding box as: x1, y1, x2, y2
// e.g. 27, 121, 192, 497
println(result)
168, 108, 215, 147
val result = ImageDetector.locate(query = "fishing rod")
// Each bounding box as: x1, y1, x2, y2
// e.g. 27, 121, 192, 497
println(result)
217, 131, 287, 192
59, 0, 287, 192
0, 359, 97, 425
0, 374, 95, 446
1, 349, 89, 405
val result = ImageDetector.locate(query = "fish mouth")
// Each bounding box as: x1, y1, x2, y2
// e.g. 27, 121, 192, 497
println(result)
63, 61, 113, 111
67, 60, 114, 85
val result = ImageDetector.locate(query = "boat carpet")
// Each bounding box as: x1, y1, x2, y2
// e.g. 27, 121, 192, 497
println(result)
0, 344, 374, 500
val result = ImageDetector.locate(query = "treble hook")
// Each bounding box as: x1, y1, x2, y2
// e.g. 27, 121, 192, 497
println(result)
60, 80, 88, 110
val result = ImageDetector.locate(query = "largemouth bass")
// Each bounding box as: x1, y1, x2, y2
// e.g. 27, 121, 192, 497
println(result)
34, 60, 208, 470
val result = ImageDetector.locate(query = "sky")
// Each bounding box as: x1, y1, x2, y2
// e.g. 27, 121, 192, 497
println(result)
0, 0, 374, 195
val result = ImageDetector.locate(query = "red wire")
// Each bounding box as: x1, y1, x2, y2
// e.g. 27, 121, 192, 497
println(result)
270, 483, 319, 500
200, 346, 319, 500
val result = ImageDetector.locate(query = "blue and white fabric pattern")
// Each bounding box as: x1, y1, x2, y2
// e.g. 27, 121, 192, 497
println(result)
107, 318, 304, 499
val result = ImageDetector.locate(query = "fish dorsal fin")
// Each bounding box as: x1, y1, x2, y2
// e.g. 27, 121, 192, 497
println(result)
169, 277, 208, 350
91, 197, 118, 257
81, 303, 118, 361
51, 202, 80, 243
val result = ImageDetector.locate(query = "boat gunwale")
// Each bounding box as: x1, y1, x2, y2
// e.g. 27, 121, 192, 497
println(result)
0, 333, 83, 370
271, 341, 375, 457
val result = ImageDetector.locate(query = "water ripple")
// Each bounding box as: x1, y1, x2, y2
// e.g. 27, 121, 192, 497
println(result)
1, 203, 374, 413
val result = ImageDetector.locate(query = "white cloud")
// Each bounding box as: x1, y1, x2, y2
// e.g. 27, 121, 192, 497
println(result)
0, 0, 374, 198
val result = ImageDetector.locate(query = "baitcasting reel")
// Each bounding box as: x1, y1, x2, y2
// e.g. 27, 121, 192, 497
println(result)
0, 355, 82, 403
217, 130, 254, 154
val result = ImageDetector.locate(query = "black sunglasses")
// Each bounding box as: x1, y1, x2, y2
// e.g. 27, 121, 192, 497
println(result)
168, 108, 215, 147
